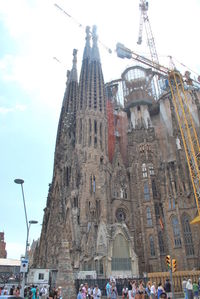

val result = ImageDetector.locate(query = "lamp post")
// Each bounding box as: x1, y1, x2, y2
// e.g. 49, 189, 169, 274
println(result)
14, 179, 38, 296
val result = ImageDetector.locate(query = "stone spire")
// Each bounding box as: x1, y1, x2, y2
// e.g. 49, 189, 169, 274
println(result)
87, 25, 105, 113
55, 49, 78, 147
78, 26, 91, 111
69, 49, 78, 82
91, 25, 100, 62
83, 26, 91, 60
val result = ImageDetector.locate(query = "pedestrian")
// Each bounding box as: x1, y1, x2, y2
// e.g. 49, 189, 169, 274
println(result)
106, 280, 111, 298
49, 287, 56, 299
138, 280, 145, 299
193, 281, 199, 299
40, 285, 48, 299
150, 282, 156, 299
157, 282, 165, 299
77, 287, 83, 299
93, 284, 101, 299
56, 286, 62, 299
82, 283, 87, 299
132, 281, 137, 299
164, 279, 171, 299
10, 285, 15, 295
145, 281, 151, 298
159, 292, 167, 299
110, 281, 118, 299
31, 285, 37, 299
128, 280, 133, 299
122, 284, 128, 299
186, 279, 193, 299
14, 286, 20, 297
182, 278, 188, 299
88, 285, 93, 299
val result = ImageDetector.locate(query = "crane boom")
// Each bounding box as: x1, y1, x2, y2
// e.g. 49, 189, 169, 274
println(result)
116, 43, 200, 224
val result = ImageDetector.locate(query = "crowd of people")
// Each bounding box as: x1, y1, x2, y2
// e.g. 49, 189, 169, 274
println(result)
0, 285, 20, 296
182, 278, 200, 299
76, 277, 200, 299
76, 279, 170, 299
0, 285, 62, 299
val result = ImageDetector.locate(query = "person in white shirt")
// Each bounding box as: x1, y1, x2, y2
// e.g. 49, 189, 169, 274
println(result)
186, 279, 193, 299
150, 282, 156, 299
93, 285, 101, 299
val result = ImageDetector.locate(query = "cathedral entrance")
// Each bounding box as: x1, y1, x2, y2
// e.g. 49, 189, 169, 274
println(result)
111, 234, 131, 273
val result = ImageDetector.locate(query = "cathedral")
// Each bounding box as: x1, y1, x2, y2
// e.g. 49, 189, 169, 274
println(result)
34, 25, 200, 282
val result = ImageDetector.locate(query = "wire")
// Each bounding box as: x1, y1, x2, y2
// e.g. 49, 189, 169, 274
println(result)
54, 3, 112, 54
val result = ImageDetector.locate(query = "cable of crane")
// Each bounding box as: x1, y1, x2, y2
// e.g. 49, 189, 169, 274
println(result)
54, 3, 112, 54
172, 56, 200, 77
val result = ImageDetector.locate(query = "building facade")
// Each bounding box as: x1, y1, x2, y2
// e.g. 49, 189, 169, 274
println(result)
0, 233, 7, 259
34, 26, 200, 281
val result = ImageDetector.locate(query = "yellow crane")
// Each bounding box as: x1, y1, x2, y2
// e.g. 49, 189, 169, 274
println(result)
116, 43, 200, 224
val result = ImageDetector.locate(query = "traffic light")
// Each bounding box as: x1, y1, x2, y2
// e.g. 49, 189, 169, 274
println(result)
165, 255, 171, 268
172, 259, 177, 272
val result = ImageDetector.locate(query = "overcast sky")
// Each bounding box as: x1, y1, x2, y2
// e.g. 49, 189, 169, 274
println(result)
0, 0, 200, 260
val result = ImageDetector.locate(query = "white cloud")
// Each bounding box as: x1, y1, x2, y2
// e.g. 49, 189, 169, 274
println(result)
0, 104, 27, 114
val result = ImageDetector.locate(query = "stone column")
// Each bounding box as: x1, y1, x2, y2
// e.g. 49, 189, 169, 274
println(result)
56, 240, 76, 299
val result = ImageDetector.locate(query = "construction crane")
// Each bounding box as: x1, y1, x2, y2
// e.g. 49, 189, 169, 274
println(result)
137, 0, 162, 98
137, 0, 159, 67
116, 43, 200, 224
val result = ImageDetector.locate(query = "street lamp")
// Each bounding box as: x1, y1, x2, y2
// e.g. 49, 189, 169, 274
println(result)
14, 178, 38, 296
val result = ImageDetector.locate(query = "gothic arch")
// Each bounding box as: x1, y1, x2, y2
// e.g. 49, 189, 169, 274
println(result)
181, 213, 194, 256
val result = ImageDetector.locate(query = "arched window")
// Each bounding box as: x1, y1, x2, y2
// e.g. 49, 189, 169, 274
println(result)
182, 214, 194, 256
93, 176, 96, 193
79, 118, 82, 144
146, 207, 152, 226
171, 216, 182, 247
144, 181, 150, 201
142, 163, 148, 178
152, 179, 157, 198
149, 235, 155, 256
158, 231, 165, 254
90, 175, 93, 194
149, 164, 154, 175
154, 203, 160, 219
111, 234, 131, 270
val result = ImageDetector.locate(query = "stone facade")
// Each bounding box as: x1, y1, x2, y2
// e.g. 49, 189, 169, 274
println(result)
34, 26, 200, 292
0, 232, 7, 259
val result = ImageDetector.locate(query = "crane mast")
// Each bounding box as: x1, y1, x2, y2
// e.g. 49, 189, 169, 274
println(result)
116, 43, 200, 224
137, 0, 159, 68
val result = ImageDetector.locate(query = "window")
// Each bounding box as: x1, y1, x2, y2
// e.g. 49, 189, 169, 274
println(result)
93, 176, 96, 193
149, 236, 155, 256
171, 216, 182, 247
88, 119, 92, 146
100, 123, 102, 149
94, 120, 97, 134
142, 163, 148, 178
99, 259, 103, 274
149, 164, 154, 175
66, 167, 69, 186
158, 231, 165, 254
182, 214, 194, 256
90, 175, 93, 194
154, 203, 160, 219
144, 181, 150, 201
146, 207, 153, 226
79, 118, 82, 144
151, 179, 158, 198
111, 234, 131, 271
38, 273, 44, 280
